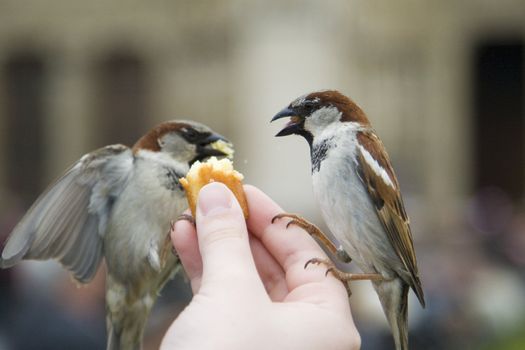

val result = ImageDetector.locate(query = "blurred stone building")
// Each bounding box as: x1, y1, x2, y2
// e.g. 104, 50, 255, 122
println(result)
1, 0, 524, 227
0, 0, 524, 349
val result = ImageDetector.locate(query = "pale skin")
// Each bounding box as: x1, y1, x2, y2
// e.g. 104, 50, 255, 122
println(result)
161, 182, 360, 350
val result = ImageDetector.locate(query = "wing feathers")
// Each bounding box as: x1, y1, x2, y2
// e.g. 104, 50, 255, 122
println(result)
356, 131, 425, 307
1, 144, 132, 284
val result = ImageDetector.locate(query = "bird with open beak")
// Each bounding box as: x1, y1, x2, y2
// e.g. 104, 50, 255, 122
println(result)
271, 91, 425, 350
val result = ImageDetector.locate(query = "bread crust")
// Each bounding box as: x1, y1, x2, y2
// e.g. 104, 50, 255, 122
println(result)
179, 158, 249, 218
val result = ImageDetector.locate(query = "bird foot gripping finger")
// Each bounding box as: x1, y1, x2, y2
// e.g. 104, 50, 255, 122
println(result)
304, 257, 353, 296
166, 215, 196, 257
304, 257, 332, 270
272, 213, 302, 224
163, 215, 196, 258
160, 227, 178, 263
272, 213, 351, 265
160, 221, 177, 257
272, 213, 319, 232
177, 214, 196, 226
272, 213, 321, 233
327, 266, 383, 283
305, 257, 384, 296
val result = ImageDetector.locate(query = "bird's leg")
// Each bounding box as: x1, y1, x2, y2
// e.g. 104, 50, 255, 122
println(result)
305, 258, 354, 295
305, 257, 383, 295
305, 258, 383, 281
161, 214, 195, 257
160, 220, 178, 264
272, 213, 382, 296
272, 213, 352, 264
162, 214, 193, 261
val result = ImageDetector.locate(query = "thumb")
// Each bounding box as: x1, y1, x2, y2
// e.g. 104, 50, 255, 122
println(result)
195, 182, 263, 298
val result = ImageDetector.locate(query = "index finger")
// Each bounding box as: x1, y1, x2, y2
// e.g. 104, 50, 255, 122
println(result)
244, 185, 341, 292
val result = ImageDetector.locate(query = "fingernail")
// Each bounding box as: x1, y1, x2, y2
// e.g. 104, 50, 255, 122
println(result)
197, 182, 233, 217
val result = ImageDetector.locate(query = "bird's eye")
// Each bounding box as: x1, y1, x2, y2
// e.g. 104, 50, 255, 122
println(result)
184, 128, 198, 141
303, 100, 317, 112
306, 100, 318, 107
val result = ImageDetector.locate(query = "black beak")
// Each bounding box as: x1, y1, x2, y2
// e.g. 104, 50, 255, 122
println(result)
200, 132, 224, 145
271, 107, 304, 137
195, 133, 232, 160
271, 107, 296, 122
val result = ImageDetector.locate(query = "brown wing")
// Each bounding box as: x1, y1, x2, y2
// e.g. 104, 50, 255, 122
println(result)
356, 131, 425, 307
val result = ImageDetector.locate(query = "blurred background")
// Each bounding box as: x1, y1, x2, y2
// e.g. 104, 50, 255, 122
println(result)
0, 0, 524, 349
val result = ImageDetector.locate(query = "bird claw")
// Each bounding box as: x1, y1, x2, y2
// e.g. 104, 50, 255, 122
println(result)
304, 257, 352, 295
271, 213, 353, 265
286, 220, 297, 229
304, 257, 330, 269
272, 213, 318, 234
325, 267, 334, 277
167, 215, 194, 258
304, 258, 336, 277
272, 213, 293, 224
303, 256, 382, 296
177, 214, 195, 226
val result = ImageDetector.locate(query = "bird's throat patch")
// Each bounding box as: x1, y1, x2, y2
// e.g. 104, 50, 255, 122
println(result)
160, 166, 184, 191
311, 138, 334, 173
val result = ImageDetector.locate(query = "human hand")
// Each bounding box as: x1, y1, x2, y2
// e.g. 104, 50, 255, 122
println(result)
161, 183, 360, 350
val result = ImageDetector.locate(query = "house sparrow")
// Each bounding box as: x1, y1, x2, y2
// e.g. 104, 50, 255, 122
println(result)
0, 120, 233, 350
271, 91, 425, 350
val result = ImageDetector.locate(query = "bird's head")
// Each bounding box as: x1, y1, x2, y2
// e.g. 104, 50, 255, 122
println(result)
271, 90, 370, 145
132, 120, 233, 166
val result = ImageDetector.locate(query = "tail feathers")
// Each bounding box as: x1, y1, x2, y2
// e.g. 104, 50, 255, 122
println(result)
375, 279, 409, 350
106, 316, 143, 350
106, 325, 120, 350
411, 275, 426, 308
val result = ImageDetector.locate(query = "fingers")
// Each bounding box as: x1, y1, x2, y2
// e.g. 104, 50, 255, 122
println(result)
172, 194, 288, 300
173, 183, 347, 306
244, 185, 345, 295
248, 235, 288, 301
171, 210, 202, 293
193, 182, 265, 299
244, 185, 326, 266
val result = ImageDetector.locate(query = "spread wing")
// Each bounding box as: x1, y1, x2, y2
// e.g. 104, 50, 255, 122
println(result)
355, 131, 425, 306
0, 144, 133, 283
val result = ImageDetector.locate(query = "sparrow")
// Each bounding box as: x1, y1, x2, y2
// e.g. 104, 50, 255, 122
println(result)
0, 120, 233, 350
271, 90, 425, 350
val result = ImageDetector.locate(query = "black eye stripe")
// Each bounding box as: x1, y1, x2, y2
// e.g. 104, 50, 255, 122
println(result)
300, 101, 318, 114
304, 99, 321, 110
182, 128, 197, 136
180, 128, 211, 144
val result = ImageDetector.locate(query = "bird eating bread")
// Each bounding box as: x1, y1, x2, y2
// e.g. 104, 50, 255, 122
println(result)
0, 120, 233, 350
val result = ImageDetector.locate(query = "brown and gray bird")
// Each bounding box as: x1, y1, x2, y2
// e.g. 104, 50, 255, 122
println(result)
271, 91, 425, 350
0, 120, 233, 350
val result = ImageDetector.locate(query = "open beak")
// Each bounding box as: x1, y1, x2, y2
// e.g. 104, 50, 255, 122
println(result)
196, 133, 234, 161
271, 107, 304, 137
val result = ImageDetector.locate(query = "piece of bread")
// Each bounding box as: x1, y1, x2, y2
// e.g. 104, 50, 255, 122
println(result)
179, 157, 249, 218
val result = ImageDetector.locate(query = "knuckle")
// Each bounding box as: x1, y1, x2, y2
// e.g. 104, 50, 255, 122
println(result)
201, 226, 243, 246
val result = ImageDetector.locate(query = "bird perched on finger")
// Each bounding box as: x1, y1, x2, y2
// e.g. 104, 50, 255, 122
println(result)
0, 120, 234, 350
271, 90, 425, 350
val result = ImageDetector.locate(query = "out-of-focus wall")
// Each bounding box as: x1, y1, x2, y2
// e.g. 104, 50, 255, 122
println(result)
0, 0, 523, 225
1, 1, 525, 349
